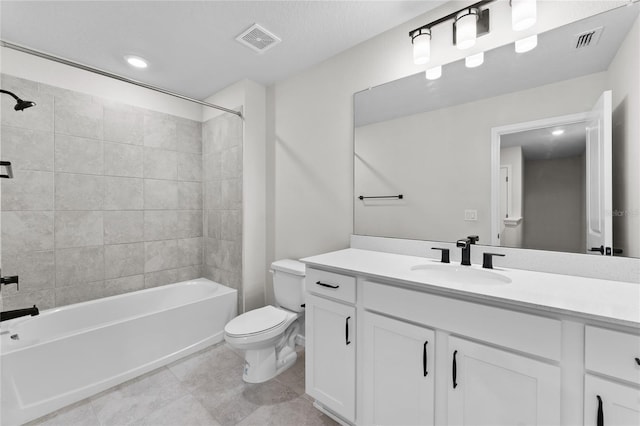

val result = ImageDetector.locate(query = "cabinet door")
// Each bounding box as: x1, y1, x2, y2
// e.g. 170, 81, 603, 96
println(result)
584, 374, 640, 426
448, 336, 560, 426
305, 293, 356, 422
362, 312, 435, 426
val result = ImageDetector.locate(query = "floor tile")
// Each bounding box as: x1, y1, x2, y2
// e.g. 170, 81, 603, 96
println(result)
90, 368, 186, 426
25, 399, 98, 426
236, 396, 337, 426
134, 394, 220, 426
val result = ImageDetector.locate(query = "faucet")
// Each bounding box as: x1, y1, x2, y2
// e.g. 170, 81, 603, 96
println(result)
456, 235, 479, 266
1, 305, 39, 322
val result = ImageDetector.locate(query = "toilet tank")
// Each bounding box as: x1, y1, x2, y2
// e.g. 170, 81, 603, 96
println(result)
271, 259, 306, 313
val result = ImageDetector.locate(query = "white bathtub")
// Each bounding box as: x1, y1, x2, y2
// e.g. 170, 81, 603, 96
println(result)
0, 278, 237, 426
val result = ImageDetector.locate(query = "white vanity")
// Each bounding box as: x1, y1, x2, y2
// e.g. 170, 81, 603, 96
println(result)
301, 248, 640, 426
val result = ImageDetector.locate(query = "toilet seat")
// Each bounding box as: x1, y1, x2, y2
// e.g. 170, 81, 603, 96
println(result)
225, 306, 292, 337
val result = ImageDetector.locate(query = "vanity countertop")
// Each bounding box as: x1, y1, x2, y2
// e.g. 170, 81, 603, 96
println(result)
301, 248, 640, 327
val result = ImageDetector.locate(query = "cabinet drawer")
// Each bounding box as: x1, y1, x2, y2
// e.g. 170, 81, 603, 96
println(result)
585, 326, 640, 384
363, 281, 562, 361
306, 268, 356, 304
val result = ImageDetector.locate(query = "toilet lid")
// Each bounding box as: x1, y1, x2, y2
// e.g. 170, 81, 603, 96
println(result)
225, 306, 288, 336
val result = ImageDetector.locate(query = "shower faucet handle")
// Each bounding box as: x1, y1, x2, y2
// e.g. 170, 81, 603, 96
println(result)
1, 275, 19, 291
0, 161, 13, 179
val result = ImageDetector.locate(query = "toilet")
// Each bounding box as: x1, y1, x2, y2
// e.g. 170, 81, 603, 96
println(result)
224, 259, 305, 383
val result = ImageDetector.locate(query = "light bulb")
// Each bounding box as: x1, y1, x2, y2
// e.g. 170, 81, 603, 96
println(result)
465, 52, 484, 68
512, 0, 537, 31
425, 66, 442, 80
412, 30, 431, 65
455, 9, 479, 50
515, 34, 538, 53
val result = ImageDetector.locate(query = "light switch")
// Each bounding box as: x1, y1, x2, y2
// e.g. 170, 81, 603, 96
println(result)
464, 209, 478, 221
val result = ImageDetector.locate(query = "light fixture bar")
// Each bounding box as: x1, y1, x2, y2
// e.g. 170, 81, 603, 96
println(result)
408, 0, 496, 41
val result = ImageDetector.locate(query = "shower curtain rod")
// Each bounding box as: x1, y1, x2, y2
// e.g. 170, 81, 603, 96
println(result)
0, 40, 243, 119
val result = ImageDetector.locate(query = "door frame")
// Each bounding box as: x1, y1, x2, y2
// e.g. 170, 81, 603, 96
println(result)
490, 112, 588, 246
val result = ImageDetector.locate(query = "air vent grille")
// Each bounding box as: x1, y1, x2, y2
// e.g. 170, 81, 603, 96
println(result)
236, 24, 281, 53
574, 26, 604, 49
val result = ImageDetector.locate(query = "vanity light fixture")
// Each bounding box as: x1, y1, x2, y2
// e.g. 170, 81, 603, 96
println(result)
425, 65, 442, 80
515, 34, 538, 53
511, 0, 537, 31
409, 0, 494, 69
465, 52, 484, 68
124, 55, 148, 69
412, 28, 431, 65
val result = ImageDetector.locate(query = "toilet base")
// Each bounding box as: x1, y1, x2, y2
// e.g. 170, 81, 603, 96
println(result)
242, 346, 298, 383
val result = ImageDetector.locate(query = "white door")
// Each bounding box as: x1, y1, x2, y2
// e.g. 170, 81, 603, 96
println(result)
448, 336, 561, 426
584, 375, 640, 426
585, 90, 613, 255
305, 293, 356, 423
361, 312, 435, 426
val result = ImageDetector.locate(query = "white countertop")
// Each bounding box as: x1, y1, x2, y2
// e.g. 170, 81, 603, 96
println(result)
301, 248, 640, 327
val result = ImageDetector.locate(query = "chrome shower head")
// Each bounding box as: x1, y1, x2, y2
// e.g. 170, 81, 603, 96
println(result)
0, 89, 36, 111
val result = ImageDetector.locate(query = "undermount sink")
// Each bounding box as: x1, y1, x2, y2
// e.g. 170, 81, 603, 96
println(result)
409, 264, 512, 285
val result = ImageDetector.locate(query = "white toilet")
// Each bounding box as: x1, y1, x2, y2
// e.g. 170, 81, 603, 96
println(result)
224, 259, 305, 383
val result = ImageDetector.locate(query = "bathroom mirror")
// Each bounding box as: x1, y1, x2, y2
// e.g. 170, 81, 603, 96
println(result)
354, 4, 639, 258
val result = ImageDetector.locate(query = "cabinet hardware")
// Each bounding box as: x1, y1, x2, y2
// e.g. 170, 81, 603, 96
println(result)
635, 357, 640, 366
423, 341, 429, 376
596, 395, 603, 426
452, 350, 458, 389
345, 316, 351, 345
316, 281, 339, 289
358, 194, 403, 200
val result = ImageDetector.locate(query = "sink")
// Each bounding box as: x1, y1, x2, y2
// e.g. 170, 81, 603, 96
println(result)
409, 264, 512, 285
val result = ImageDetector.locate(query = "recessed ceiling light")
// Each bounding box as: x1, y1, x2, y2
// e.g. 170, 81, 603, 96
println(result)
552, 129, 565, 136
425, 66, 442, 80
124, 55, 148, 69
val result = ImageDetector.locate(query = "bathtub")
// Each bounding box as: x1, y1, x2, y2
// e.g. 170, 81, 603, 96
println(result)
0, 278, 237, 426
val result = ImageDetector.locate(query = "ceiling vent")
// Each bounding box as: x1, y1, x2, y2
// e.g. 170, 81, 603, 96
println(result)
573, 26, 604, 49
236, 24, 281, 53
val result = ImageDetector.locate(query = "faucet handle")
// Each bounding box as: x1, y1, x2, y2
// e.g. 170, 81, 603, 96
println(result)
482, 253, 505, 269
431, 247, 450, 263
468, 235, 479, 244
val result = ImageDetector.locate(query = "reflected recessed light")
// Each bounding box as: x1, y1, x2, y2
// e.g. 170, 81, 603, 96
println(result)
552, 129, 565, 136
124, 55, 148, 69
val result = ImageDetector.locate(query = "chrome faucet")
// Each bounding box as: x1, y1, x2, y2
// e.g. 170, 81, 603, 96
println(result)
456, 235, 479, 266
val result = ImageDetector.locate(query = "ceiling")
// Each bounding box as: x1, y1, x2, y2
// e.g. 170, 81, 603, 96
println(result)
501, 122, 587, 161
0, 1, 446, 100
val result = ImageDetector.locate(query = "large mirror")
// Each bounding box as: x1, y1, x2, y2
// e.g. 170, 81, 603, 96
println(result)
354, 4, 639, 258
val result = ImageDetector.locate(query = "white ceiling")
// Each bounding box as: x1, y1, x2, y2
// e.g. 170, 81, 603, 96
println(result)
0, 0, 446, 100
501, 122, 587, 161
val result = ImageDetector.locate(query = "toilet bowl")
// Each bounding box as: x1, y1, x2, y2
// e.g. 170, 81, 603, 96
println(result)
224, 259, 305, 383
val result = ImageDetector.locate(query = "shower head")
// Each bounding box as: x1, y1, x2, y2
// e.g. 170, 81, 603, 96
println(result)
0, 89, 36, 111
14, 99, 36, 111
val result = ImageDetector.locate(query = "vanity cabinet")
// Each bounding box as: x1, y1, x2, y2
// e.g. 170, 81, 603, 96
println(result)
583, 326, 640, 425
448, 336, 561, 426
305, 268, 356, 423
361, 312, 435, 426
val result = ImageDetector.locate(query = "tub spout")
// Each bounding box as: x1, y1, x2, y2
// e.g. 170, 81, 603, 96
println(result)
1, 305, 39, 322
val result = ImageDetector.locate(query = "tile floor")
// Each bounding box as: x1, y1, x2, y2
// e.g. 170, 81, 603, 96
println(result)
27, 343, 337, 426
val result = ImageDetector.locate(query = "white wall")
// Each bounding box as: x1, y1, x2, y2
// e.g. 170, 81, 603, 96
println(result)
0, 47, 202, 121
268, 0, 624, 279
607, 16, 640, 258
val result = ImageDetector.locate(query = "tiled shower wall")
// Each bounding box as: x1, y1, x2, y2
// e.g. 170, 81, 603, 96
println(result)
0, 74, 203, 310
202, 112, 243, 312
